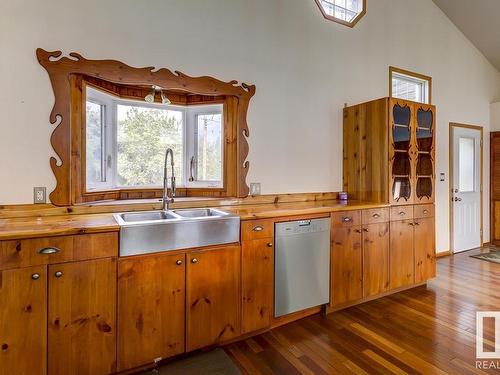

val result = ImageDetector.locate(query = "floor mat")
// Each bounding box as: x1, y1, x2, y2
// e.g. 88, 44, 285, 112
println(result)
139, 349, 241, 375
470, 249, 500, 264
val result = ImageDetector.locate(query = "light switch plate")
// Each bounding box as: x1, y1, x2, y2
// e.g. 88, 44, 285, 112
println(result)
34, 187, 47, 204
440, 173, 445, 182
250, 183, 261, 196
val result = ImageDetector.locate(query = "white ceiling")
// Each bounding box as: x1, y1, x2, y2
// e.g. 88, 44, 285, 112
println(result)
432, 0, 500, 71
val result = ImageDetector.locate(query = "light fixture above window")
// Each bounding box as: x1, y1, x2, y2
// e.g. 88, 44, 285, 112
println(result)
314, 0, 366, 27
144, 85, 171, 105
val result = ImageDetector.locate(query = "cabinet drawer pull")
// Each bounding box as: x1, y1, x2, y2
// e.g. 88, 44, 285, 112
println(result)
267, 243, 273, 247
398, 212, 406, 216
54, 271, 63, 278
372, 213, 380, 218
191, 258, 198, 264
342, 217, 352, 223
31, 273, 40, 280
423, 209, 429, 214
176, 260, 183, 266
39, 247, 60, 255
252, 226, 264, 232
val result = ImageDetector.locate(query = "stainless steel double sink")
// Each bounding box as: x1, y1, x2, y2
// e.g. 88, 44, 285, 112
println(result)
114, 208, 240, 257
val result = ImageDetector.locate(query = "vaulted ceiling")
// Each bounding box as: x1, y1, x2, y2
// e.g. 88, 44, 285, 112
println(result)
432, 0, 500, 72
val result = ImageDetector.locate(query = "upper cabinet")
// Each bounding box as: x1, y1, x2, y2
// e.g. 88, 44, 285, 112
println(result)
343, 97, 436, 205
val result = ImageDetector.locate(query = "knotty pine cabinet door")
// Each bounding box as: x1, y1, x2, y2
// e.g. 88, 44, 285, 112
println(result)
48, 258, 117, 375
390, 220, 415, 289
186, 245, 240, 351
414, 217, 436, 283
117, 253, 185, 371
0, 266, 47, 375
363, 223, 390, 298
331, 226, 363, 307
241, 238, 274, 334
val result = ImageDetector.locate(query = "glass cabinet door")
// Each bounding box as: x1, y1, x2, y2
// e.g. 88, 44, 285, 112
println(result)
415, 105, 435, 203
390, 101, 413, 204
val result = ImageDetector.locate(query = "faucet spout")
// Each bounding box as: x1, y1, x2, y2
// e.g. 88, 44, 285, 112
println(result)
163, 148, 176, 210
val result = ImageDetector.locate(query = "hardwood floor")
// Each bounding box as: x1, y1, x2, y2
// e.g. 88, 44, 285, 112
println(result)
225, 247, 500, 374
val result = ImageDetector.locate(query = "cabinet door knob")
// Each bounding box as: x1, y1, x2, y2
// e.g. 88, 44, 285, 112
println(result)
253, 226, 264, 232
408, 222, 414, 226
31, 273, 40, 280
176, 260, 183, 266
363, 228, 369, 232
354, 229, 362, 233
398, 212, 406, 216
423, 209, 429, 214
372, 213, 380, 218
414, 221, 420, 226
342, 217, 352, 223
38, 247, 60, 255
191, 258, 198, 264
267, 243, 273, 247
54, 271, 63, 278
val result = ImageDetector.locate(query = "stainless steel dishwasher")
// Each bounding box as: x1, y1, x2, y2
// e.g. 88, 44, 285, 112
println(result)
274, 218, 331, 317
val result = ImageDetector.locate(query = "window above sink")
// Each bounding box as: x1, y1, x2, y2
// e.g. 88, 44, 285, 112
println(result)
86, 86, 223, 192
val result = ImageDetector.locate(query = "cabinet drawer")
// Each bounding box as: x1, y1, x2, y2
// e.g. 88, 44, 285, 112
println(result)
331, 211, 361, 227
414, 204, 435, 219
0, 232, 118, 271
390, 206, 414, 221
242, 219, 274, 241
362, 208, 390, 224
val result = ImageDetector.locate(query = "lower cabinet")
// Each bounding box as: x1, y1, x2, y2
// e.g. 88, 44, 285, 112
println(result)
241, 238, 274, 334
414, 217, 436, 283
363, 223, 390, 297
117, 253, 185, 371
117, 244, 241, 369
331, 225, 363, 306
186, 245, 241, 351
48, 258, 117, 375
0, 266, 47, 375
390, 220, 415, 289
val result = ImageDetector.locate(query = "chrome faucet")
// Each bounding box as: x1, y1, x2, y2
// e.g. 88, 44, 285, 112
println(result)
162, 148, 176, 210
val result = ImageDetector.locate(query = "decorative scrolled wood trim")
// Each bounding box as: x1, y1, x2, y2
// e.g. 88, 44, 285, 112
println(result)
36, 48, 255, 206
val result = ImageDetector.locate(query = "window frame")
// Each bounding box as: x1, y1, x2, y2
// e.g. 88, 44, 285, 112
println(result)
389, 66, 432, 104
314, 0, 366, 28
85, 85, 225, 193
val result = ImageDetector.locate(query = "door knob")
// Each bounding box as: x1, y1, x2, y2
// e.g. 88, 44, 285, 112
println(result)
176, 260, 183, 266
54, 271, 63, 278
191, 258, 198, 264
31, 273, 40, 280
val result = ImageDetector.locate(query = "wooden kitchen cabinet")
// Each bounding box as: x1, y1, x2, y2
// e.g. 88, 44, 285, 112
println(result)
363, 222, 390, 297
117, 253, 185, 371
48, 258, 117, 375
186, 245, 240, 351
390, 220, 415, 289
241, 238, 274, 334
331, 225, 363, 307
0, 266, 47, 375
414, 217, 436, 283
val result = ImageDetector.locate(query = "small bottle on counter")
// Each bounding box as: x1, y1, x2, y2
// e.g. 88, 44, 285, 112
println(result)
338, 191, 348, 201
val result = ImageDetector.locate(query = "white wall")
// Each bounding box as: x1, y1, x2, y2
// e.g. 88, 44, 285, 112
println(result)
1, 0, 499, 252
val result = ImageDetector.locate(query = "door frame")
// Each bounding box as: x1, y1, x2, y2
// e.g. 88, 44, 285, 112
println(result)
448, 123, 484, 252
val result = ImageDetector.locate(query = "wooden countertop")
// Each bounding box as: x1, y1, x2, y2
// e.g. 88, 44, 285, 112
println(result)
0, 214, 120, 240
0, 200, 387, 240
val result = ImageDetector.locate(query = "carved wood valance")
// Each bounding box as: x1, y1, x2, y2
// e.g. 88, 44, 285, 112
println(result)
37, 49, 255, 206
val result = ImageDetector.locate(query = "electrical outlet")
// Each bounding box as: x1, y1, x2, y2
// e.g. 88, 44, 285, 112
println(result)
250, 183, 261, 196
33, 187, 47, 204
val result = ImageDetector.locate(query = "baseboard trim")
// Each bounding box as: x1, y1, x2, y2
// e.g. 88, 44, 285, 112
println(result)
436, 250, 452, 258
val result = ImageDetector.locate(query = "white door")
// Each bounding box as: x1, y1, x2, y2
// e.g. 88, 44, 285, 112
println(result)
452, 126, 482, 253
